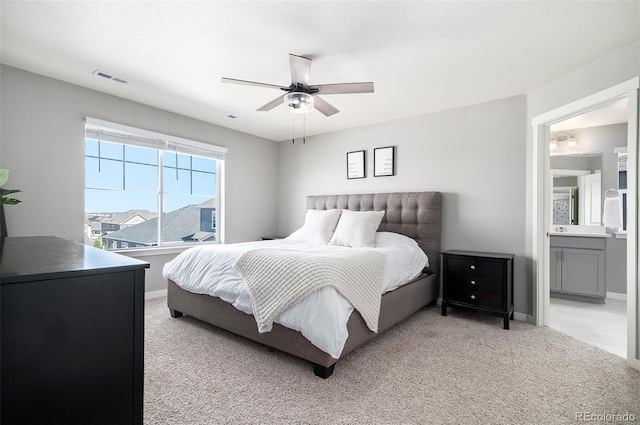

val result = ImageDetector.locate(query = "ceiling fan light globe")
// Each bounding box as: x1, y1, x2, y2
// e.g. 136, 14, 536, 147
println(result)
284, 92, 314, 113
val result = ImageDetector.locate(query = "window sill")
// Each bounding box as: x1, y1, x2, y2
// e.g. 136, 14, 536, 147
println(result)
615, 232, 627, 239
111, 242, 218, 258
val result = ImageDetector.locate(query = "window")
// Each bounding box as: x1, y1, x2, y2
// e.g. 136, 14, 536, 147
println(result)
617, 148, 628, 231
84, 118, 226, 250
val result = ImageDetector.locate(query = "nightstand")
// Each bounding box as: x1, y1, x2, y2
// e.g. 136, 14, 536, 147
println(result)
441, 250, 514, 330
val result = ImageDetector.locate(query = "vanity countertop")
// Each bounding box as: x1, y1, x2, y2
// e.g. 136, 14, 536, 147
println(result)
548, 232, 611, 238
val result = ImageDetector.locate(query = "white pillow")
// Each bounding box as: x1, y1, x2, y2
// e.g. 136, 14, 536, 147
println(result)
329, 209, 385, 247
375, 231, 429, 270
292, 209, 342, 244
374, 231, 419, 249
285, 227, 302, 240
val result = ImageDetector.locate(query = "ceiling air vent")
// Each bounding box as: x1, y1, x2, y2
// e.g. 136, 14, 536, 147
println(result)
93, 70, 128, 84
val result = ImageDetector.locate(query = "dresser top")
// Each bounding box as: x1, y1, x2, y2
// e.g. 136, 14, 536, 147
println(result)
1, 236, 149, 285
442, 250, 515, 260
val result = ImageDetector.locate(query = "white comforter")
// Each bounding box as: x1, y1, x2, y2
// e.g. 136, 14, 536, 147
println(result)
162, 232, 427, 359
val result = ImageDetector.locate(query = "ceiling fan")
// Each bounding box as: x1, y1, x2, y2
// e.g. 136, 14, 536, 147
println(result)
221, 53, 374, 117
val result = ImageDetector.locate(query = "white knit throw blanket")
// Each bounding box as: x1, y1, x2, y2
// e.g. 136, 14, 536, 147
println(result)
234, 248, 387, 334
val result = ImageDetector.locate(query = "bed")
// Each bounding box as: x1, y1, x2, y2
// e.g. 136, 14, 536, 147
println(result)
165, 191, 442, 378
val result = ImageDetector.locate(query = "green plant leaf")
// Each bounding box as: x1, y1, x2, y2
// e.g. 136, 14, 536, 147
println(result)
0, 188, 21, 196
0, 197, 21, 205
0, 169, 8, 187
0, 170, 21, 204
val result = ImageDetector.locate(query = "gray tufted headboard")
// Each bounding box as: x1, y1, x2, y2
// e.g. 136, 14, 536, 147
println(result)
307, 192, 442, 276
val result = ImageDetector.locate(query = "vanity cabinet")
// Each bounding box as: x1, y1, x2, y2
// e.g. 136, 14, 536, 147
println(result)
550, 235, 605, 302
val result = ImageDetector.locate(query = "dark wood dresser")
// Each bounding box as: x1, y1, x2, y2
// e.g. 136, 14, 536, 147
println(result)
441, 250, 514, 329
0, 236, 149, 425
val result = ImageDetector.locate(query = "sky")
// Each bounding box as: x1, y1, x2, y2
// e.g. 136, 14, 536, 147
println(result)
85, 139, 216, 214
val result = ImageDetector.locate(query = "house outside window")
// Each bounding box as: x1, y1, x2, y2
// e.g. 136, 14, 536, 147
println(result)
84, 118, 226, 250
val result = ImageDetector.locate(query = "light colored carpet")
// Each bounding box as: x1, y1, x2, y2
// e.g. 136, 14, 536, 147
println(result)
144, 297, 640, 424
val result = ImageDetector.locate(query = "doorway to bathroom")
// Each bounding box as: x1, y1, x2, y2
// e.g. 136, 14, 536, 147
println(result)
532, 78, 639, 371
547, 101, 629, 358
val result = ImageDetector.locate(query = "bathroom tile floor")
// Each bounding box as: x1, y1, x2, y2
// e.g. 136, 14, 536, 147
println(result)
549, 296, 627, 358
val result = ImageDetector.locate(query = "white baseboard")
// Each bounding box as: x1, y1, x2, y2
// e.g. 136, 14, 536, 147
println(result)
514, 311, 535, 324
606, 292, 627, 301
145, 289, 168, 300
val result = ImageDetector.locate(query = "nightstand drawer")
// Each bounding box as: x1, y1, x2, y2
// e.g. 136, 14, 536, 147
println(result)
447, 287, 503, 310
445, 275, 503, 294
446, 257, 503, 277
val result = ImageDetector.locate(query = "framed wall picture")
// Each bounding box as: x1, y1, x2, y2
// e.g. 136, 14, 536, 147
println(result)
347, 150, 366, 179
374, 146, 395, 177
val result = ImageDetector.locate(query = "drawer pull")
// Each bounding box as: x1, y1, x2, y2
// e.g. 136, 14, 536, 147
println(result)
470, 280, 476, 285
470, 295, 476, 300
470, 265, 476, 270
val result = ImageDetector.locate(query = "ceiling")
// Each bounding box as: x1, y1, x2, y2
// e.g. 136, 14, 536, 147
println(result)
1, 1, 638, 142
551, 97, 629, 132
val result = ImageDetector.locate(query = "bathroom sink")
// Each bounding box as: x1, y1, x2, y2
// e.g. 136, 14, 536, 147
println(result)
548, 225, 611, 238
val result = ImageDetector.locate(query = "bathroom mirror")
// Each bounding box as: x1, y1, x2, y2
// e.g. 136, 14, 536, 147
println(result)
551, 153, 602, 226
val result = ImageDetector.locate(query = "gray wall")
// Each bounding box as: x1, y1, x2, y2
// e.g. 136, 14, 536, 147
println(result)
277, 95, 528, 314
0, 65, 280, 292
558, 123, 628, 201
550, 123, 628, 220
607, 237, 628, 295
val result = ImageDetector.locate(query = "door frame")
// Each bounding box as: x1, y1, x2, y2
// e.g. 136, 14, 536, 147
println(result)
532, 77, 639, 370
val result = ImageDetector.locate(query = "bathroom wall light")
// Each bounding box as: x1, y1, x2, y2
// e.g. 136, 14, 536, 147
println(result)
551, 133, 573, 144
550, 133, 578, 155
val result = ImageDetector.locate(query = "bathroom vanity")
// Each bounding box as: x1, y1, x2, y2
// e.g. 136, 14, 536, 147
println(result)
549, 230, 609, 303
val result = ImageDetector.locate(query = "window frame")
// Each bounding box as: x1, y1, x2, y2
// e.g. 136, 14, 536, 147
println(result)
84, 117, 226, 251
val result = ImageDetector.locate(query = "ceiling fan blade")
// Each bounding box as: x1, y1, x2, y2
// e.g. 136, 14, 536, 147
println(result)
289, 53, 311, 86
312, 95, 339, 117
257, 94, 285, 111
312, 82, 374, 95
221, 77, 286, 90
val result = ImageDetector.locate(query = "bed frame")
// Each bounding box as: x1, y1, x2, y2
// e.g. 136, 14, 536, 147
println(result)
167, 192, 442, 378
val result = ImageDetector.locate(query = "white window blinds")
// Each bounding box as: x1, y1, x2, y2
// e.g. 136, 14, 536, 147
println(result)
84, 117, 227, 160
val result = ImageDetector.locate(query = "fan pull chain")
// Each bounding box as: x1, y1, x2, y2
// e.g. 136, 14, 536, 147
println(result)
290, 115, 308, 144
